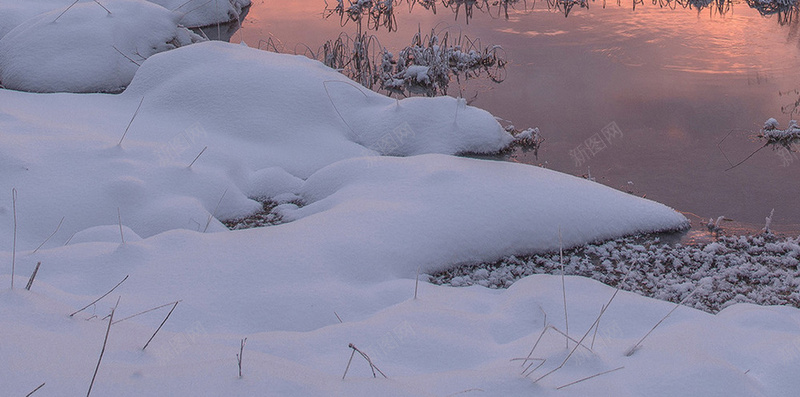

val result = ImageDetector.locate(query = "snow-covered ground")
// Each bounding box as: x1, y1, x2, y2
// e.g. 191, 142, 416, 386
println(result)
1, 6, 799, 395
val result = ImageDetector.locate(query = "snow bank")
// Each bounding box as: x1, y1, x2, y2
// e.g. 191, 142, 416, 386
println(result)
124, 41, 514, 176
0, 41, 523, 250
0, 0, 249, 40
284, 154, 689, 273
149, 0, 251, 28
2, 271, 799, 396
0, 0, 203, 93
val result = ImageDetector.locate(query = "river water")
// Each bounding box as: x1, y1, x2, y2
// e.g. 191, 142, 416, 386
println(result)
231, 0, 800, 235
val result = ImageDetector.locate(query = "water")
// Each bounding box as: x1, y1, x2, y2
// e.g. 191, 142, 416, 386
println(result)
232, 0, 800, 233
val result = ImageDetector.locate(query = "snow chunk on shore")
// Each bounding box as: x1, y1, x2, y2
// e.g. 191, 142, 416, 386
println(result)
0, 0, 203, 93
150, 0, 251, 28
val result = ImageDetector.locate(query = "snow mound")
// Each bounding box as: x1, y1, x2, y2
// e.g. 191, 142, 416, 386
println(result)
149, 0, 251, 28
0, 0, 72, 39
0, 0, 248, 40
283, 154, 689, 273
68, 224, 142, 245
123, 41, 513, 178
0, 0, 203, 93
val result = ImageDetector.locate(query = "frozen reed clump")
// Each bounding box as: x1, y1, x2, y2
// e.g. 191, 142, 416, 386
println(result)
379, 29, 507, 97
761, 118, 800, 150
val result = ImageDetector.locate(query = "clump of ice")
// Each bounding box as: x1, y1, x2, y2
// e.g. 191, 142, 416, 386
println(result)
432, 233, 800, 313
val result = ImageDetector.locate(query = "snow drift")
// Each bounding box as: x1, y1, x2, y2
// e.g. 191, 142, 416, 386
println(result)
0, 0, 203, 93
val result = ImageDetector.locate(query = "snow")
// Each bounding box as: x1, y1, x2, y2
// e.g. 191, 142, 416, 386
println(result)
0, 0, 249, 39
0, 0, 73, 39
0, 0, 203, 93
149, 0, 251, 28
0, 32, 798, 396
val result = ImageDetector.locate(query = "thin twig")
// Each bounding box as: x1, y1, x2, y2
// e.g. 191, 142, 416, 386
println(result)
323, 80, 369, 140
559, 227, 568, 349
236, 338, 247, 378
444, 389, 485, 396
724, 143, 768, 171
26, 262, 41, 291
591, 304, 604, 350
64, 231, 78, 246
118, 97, 145, 147
523, 358, 547, 378
344, 343, 387, 379
112, 46, 141, 67
87, 296, 119, 397
142, 301, 179, 350
113, 300, 182, 325
177, 0, 215, 23
188, 146, 208, 168
32, 216, 65, 254
547, 326, 594, 354
70, 275, 129, 317
203, 189, 228, 233
117, 208, 125, 244
92, 0, 112, 14
342, 349, 356, 379
626, 285, 700, 356
25, 382, 45, 397
171, 0, 196, 11
414, 266, 421, 299
521, 314, 547, 369
556, 366, 624, 390
590, 262, 638, 351
53, 0, 80, 23
11, 188, 17, 289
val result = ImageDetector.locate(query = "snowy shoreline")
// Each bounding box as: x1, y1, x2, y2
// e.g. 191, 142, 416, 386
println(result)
431, 231, 800, 314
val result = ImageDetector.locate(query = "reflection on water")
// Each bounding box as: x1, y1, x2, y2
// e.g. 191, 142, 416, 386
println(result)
237, 0, 800, 231
746, 0, 798, 23
317, 0, 800, 23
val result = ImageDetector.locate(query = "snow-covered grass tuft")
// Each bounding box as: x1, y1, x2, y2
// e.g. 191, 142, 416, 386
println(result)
307, 2, 509, 97
725, 118, 800, 170
761, 118, 800, 149
379, 28, 507, 97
